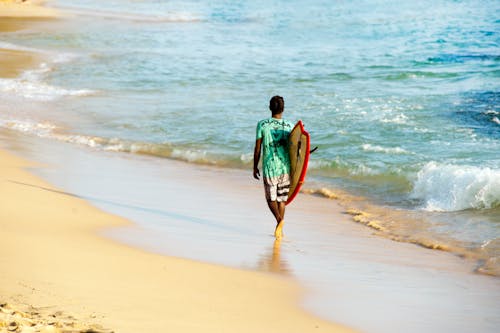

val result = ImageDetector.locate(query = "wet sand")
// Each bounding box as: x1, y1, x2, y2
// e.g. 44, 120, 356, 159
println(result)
0, 48, 39, 78
0, 8, 356, 332
0, 148, 356, 333
1, 3, 499, 332
0, 1, 57, 78
2, 130, 499, 333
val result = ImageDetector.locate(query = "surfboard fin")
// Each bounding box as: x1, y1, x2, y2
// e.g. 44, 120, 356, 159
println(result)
310, 146, 318, 154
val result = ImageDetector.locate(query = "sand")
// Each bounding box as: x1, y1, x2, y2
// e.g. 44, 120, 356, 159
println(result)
1, 42, 498, 331
0, 149, 355, 332
0, 48, 39, 78
0, 1, 59, 18
0, 1, 57, 79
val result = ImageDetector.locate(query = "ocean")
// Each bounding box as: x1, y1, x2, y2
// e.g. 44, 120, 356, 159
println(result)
0, 0, 499, 276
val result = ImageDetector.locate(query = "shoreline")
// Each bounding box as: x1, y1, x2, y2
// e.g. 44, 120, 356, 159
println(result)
0, 147, 355, 332
0, 0, 497, 279
0, 1, 57, 78
3, 131, 499, 333
0, 47, 40, 78
1, 3, 499, 332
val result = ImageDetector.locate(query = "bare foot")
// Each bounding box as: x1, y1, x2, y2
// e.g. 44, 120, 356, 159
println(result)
274, 219, 284, 239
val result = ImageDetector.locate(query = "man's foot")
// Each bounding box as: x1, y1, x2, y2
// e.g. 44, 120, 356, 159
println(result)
274, 219, 284, 239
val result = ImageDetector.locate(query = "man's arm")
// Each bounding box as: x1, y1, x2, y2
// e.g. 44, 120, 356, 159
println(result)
253, 138, 262, 180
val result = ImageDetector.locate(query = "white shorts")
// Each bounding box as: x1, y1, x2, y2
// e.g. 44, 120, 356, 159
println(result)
263, 174, 290, 202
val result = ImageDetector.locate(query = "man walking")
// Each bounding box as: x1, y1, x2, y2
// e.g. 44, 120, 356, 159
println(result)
253, 96, 294, 239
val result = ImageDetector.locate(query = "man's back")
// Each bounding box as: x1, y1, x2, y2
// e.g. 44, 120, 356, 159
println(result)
256, 117, 293, 178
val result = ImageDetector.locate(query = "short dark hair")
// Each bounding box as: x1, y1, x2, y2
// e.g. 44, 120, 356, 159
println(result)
269, 95, 284, 115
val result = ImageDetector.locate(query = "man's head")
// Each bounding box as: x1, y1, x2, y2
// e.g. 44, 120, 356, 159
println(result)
269, 95, 284, 115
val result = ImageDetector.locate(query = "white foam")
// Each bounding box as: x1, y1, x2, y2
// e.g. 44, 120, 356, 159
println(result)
411, 162, 500, 211
307, 159, 332, 169
57, 134, 107, 148
362, 144, 410, 155
1, 118, 176, 160
413, 127, 432, 133
0, 41, 41, 53
172, 149, 208, 163
0, 76, 96, 102
0, 41, 88, 101
0, 119, 104, 147
0, 119, 56, 137
492, 117, 500, 125
239, 153, 252, 163
351, 163, 377, 176
59, 6, 200, 23
0, 42, 79, 62
381, 113, 408, 124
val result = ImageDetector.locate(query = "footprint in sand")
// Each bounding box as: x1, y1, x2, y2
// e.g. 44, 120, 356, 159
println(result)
0, 302, 114, 333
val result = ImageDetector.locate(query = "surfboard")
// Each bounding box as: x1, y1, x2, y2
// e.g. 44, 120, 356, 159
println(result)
286, 120, 310, 205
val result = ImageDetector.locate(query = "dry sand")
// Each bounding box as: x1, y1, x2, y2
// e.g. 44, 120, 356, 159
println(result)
0, 1, 59, 18
0, 149, 356, 332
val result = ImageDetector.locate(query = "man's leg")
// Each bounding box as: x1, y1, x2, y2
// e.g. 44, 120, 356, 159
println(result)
274, 201, 285, 239
264, 177, 287, 239
278, 201, 286, 222
266, 200, 282, 224
266, 200, 286, 239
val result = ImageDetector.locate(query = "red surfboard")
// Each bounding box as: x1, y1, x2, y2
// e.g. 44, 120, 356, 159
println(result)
286, 121, 310, 205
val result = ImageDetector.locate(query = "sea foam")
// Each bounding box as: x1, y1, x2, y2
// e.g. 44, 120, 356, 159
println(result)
0, 119, 218, 166
362, 144, 410, 154
411, 162, 500, 211
0, 60, 95, 101
0, 77, 96, 102
0, 42, 93, 101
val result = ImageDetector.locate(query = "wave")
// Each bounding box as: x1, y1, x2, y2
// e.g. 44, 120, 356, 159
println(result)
380, 113, 409, 124
0, 76, 96, 102
58, 6, 200, 23
0, 61, 96, 101
381, 71, 461, 80
0, 42, 80, 63
411, 162, 500, 211
0, 41, 49, 54
0, 119, 240, 166
362, 144, 410, 155
0, 41, 93, 101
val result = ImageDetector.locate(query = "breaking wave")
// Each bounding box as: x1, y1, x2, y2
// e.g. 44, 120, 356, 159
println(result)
0, 76, 96, 102
411, 162, 500, 211
0, 43, 95, 101
0, 119, 236, 166
362, 144, 410, 155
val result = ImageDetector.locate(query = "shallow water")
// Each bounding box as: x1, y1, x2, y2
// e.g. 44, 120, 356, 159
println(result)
0, 0, 499, 270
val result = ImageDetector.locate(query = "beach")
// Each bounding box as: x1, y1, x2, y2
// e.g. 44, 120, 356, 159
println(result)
0, 5, 346, 331
3, 121, 499, 333
0, 1, 59, 19
0, 147, 360, 333
1, 1, 499, 332
0, 5, 353, 332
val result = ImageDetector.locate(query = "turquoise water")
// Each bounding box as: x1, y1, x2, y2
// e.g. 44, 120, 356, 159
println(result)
0, 0, 499, 269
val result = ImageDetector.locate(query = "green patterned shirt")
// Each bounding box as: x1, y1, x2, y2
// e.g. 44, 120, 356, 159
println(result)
256, 118, 294, 178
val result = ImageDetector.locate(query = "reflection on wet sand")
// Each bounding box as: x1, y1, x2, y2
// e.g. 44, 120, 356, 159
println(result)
259, 238, 290, 274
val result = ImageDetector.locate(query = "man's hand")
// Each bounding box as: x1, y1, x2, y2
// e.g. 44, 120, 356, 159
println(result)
253, 167, 260, 180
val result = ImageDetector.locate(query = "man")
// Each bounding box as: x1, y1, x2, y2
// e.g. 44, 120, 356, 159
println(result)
253, 96, 294, 239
